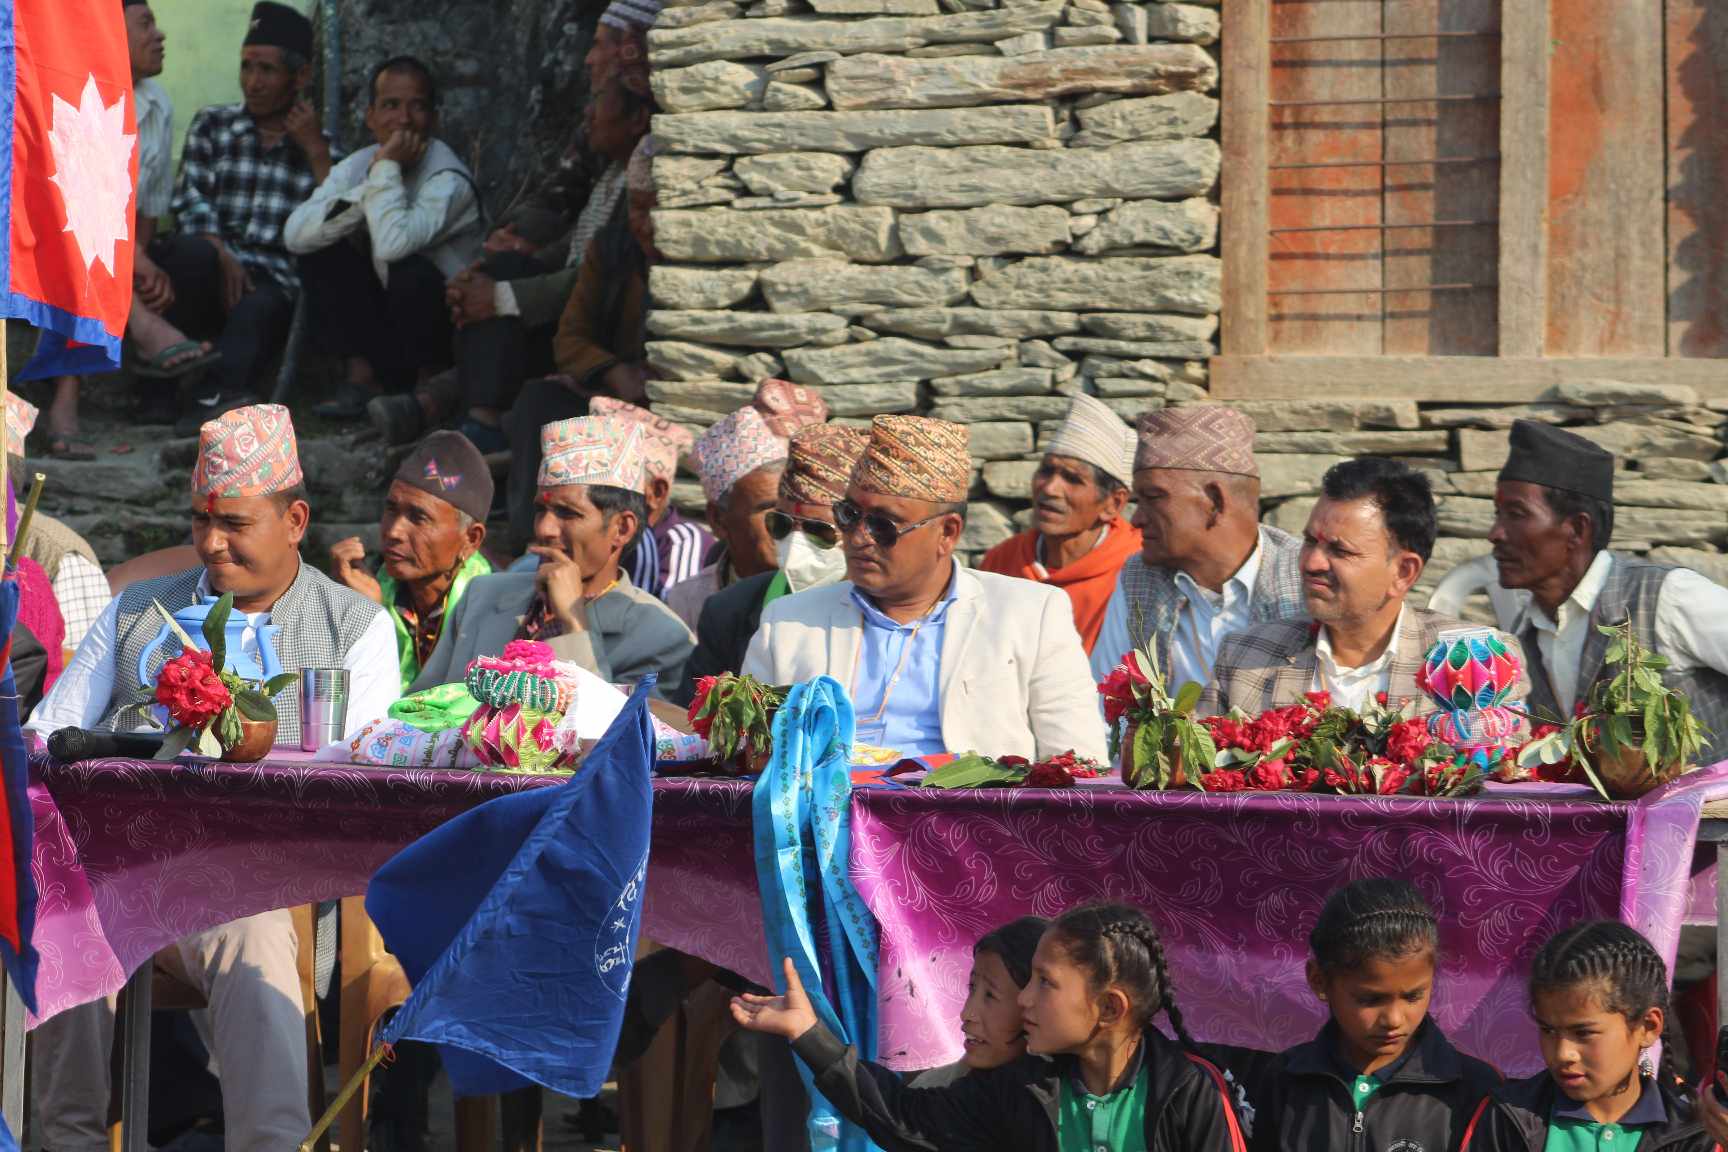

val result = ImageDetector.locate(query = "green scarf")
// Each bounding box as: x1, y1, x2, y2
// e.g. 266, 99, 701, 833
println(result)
381, 550, 492, 692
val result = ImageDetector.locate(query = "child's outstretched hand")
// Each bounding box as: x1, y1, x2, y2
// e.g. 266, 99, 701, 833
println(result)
730, 957, 819, 1040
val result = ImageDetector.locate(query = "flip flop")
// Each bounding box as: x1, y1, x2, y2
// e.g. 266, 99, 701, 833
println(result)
133, 341, 222, 380
46, 436, 97, 461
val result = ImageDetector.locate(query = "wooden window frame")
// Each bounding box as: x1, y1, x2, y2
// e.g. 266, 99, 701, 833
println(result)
1212, 0, 1728, 401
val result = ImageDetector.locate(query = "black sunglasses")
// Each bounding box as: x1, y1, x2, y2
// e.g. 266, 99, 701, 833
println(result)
833, 499, 949, 549
764, 509, 841, 549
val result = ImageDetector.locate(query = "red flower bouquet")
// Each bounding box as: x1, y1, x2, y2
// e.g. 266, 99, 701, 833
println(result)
687, 672, 788, 774
134, 592, 299, 761
1097, 644, 1217, 789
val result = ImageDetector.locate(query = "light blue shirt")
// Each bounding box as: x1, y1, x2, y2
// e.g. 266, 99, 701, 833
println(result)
1089, 543, 1264, 691
848, 562, 960, 758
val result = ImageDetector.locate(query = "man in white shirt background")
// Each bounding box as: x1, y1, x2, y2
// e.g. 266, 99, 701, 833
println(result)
26, 403, 399, 1152
1200, 457, 1526, 717
285, 55, 484, 421
1489, 419, 1728, 756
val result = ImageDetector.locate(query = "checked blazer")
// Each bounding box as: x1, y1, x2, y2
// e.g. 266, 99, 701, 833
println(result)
1198, 605, 1531, 718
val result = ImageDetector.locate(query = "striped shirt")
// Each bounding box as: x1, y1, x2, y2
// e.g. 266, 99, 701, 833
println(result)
134, 78, 174, 218
626, 507, 715, 601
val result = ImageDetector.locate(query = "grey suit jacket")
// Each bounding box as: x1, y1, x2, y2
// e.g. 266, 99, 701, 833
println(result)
410, 570, 695, 699
1199, 605, 1530, 718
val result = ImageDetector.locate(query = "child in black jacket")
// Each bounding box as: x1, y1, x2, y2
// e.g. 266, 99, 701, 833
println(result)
1471, 920, 1718, 1152
731, 902, 1247, 1152
1205, 878, 1500, 1152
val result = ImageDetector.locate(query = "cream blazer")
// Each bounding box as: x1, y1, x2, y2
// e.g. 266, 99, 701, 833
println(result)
742, 567, 1109, 763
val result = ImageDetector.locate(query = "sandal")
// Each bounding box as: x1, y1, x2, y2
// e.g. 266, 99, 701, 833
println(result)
46, 436, 96, 461
133, 340, 222, 380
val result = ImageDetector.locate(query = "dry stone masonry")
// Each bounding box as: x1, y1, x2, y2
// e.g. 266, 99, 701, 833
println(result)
641, 2, 1728, 597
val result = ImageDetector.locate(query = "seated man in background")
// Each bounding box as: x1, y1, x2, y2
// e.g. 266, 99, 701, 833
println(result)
505, 131, 659, 545
7, 396, 107, 655
1090, 406, 1306, 688
979, 392, 1139, 656
591, 396, 714, 600
330, 431, 493, 691
674, 424, 867, 705
744, 415, 1108, 764
27, 403, 397, 1152
157, 2, 332, 433
668, 379, 829, 631
1201, 457, 1527, 717
286, 55, 484, 419
413, 414, 693, 699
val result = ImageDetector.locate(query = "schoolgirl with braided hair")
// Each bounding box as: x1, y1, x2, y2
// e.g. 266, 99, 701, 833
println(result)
1200, 877, 1501, 1151
1472, 920, 1718, 1151
731, 902, 1248, 1152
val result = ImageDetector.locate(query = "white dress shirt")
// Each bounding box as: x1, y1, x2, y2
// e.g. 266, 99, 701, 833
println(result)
283, 138, 483, 282
28, 571, 401, 745
1522, 551, 1728, 715
134, 77, 174, 219
1312, 605, 1406, 712
1089, 542, 1265, 688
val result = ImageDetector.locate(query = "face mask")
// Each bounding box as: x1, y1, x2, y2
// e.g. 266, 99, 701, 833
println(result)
777, 529, 849, 594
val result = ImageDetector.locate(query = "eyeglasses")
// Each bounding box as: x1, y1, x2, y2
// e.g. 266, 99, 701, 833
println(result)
833, 499, 949, 549
764, 509, 840, 549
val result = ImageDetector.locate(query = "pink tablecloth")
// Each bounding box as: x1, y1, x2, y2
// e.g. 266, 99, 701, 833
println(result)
27, 755, 1728, 1077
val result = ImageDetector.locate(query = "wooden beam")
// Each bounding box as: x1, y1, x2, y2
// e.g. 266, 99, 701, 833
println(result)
1219, 0, 1269, 356
1209, 355, 1728, 402
1497, 0, 1549, 357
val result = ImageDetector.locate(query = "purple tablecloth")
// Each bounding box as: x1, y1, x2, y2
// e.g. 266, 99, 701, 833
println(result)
27, 754, 1728, 1077
26, 755, 763, 1025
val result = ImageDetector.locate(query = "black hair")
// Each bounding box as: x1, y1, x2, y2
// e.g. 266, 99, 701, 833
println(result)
369, 54, 439, 109
1089, 464, 1129, 501
587, 483, 647, 548
1529, 920, 1669, 1024
1309, 877, 1438, 974
1049, 903, 1196, 1051
281, 50, 308, 75
1320, 457, 1437, 563
268, 484, 310, 513
975, 915, 1049, 990
1535, 484, 1614, 555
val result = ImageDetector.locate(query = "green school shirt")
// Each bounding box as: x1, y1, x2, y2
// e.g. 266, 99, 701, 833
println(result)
1543, 1077, 1665, 1152
1057, 1061, 1151, 1152
1350, 1073, 1382, 1109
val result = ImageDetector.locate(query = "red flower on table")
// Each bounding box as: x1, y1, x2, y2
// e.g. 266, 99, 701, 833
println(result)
156, 649, 231, 730
1024, 761, 1075, 788
687, 675, 718, 739
1385, 717, 1433, 767
1096, 659, 1149, 727
1199, 769, 1247, 793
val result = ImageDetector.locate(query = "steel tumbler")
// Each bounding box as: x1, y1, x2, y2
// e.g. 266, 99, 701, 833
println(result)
299, 667, 351, 752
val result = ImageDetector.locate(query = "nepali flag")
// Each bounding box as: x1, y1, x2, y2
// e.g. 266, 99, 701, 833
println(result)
0, 572, 36, 1016
1, 0, 136, 378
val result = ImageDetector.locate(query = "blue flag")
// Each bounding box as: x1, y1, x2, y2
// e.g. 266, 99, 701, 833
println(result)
366, 678, 656, 1097
0, 575, 38, 1015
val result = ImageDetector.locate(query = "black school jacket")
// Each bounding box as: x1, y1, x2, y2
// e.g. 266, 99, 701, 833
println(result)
1204, 1019, 1501, 1152
1469, 1073, 1720, 1152
792, 1022, 1247, 1152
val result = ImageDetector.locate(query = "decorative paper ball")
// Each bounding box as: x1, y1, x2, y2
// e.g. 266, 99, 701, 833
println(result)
1420, 629, 1522, 712
1427, 704, 1525, 749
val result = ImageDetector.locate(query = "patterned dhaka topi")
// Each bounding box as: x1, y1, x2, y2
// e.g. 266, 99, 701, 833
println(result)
539, 415, 648, 494
851, 414, 971, 504
782, 425, 868, 508
1133, 406, 1258, 478
590, 396, 694, 484
1046, 392, 1135, 489
192, 402, 304, 500
693, 379, 828, 505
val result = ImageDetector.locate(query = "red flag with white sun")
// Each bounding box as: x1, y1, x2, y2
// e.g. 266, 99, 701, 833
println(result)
3, 0, 136, 377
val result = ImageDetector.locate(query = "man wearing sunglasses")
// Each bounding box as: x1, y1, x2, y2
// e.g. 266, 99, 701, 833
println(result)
743, 415, 1108, 763
979, 393, 1141, 656
674, 425, 868, 704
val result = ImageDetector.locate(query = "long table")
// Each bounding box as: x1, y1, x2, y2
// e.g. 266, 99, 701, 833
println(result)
23, 754, 1728, 1081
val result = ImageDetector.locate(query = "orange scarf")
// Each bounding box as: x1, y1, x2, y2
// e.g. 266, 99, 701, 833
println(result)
978, 523, 1142, 654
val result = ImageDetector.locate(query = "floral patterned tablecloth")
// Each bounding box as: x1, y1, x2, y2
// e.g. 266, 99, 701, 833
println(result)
26, 754, 1728, 1075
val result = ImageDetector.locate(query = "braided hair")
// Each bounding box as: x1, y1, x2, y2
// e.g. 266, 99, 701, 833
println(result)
1529, 921, 1677, 1090
1050, 903, 1197, 1052
1309, 877, 1439, 974
975, 916, 1049, 990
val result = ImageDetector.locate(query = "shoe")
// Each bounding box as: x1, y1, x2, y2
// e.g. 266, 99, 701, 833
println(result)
458, 417, 508, 455
174, 392, 259, 437
314, 382, 376, 421
367, 392, 424, 447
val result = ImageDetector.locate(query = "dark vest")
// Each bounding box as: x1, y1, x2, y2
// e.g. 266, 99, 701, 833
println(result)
1519, 553, 1728, 764
99, 564, 383, 743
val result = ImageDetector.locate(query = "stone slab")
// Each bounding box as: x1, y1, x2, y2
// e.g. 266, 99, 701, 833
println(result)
782, 336, 1008, 383
971, 254, 1221, 313
1219, 399, 1421, 432
1254, 430, 1451, 455
1078, 312, 1217, 342
734, 152, 855, 194
860, 306, 1082, 338
1051, 336, 1214, 358
898, 204, 1072, 256
760, 259, 971, 310
1259, 454, 1350, 500
654, 205, 901, 262
646, 379, 761, 411
652, 61, 770, 112
648, 4, 1067, 67
810, 380, 921, 414
928, 395, 1073, 422
824, 42, 1214, 110
1070, 90, 1218, 148
967, 421, 1037, 459
652, 105, 1057, 154
1071, 196, 1217, 255
650, 266, 762, 310
645, 309, 850, 346
646, 341, 745, 380
852, 138, 1219, 208
928, 367, 1055, 396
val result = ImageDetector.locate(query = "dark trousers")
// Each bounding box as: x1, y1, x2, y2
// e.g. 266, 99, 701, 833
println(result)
506, 375, 587, 551
298, 242, 453, 392
153, 233, 294, 399
457, 251, 557, 413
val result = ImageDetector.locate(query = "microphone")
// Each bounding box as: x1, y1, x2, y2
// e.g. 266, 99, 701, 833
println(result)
46, 729, 167, 762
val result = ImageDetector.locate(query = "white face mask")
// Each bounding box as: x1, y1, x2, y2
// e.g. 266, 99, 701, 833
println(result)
777, 529, 849, 593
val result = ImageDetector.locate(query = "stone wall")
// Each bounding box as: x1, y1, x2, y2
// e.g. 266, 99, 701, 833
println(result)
640, 1, 1225, 556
